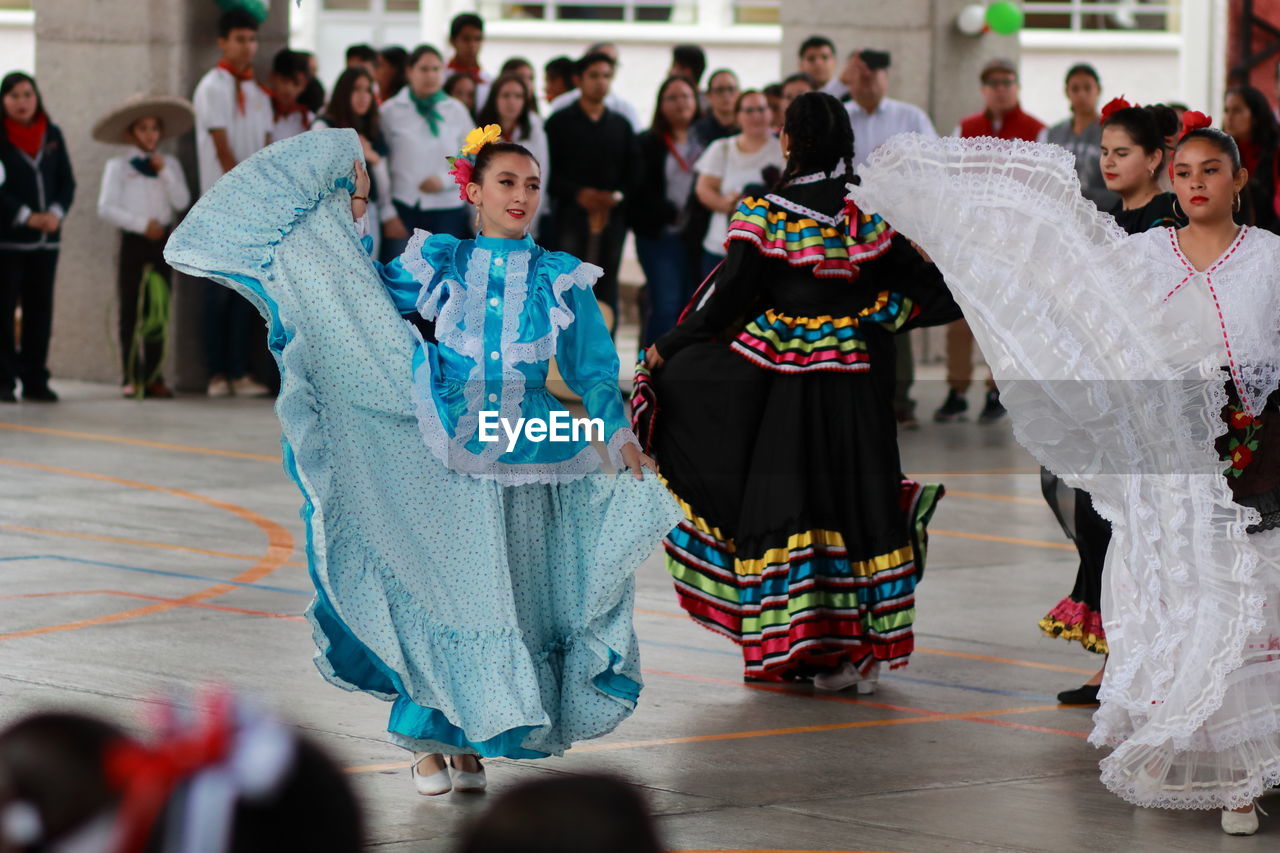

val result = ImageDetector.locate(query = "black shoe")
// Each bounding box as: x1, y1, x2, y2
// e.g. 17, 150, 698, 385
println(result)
896, 408, 920, 431
0, 388, 14, 403
978, 389, 1006, 423
933, 389, 968, 422
21, 385, 58, 402
1056, 683, 1100, 705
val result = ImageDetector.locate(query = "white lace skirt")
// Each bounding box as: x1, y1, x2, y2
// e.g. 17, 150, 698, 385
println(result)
850, 133, 1280, 809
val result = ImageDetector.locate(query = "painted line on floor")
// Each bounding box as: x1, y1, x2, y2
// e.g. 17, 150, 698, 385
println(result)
0, 555, 310, 595
945, 489, 1045, 506
0, 589, 306, 622
0, 524, 305, 569
0, 459, 293, 642
0, 422, 280, 462
635, 609, 1094, 676
638, 638, 1062, 703
929, 528, 1076, 551
344, 702, 1075, 774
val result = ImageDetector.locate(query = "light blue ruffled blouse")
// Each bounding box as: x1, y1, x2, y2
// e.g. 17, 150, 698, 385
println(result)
374, 230, 637, 484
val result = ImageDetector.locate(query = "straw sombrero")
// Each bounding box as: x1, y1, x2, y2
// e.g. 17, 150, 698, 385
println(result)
92, 94, 194, 145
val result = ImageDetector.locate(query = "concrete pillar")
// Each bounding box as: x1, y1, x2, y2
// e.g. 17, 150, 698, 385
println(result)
34, 0, 286, 390
780, 0, 1020, 138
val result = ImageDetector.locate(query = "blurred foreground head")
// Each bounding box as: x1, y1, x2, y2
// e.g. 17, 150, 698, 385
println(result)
0, 689, 361, 853
457, 774, 662, 853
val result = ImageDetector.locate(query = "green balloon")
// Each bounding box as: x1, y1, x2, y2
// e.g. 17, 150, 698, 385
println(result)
986, 1, 1024, 35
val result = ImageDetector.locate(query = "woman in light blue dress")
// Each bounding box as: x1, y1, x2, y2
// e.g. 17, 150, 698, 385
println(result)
164, 128, 681, 796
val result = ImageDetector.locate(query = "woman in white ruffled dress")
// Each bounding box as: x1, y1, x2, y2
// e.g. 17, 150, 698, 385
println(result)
851, 117, 1280, 834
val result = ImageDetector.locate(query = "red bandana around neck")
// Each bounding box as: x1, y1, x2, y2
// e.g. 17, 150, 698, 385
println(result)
447, 58, 483, 83
272, 97, 311, 130
217, 60, 263, 114
5, 111, 47, 158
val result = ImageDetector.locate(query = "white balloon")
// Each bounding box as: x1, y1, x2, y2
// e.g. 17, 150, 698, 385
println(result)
956, 3, 987, 36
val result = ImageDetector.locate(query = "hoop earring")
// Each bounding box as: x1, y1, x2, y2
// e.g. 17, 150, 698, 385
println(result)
1234, 192, 1242, 213
1172, 196, 1185, 220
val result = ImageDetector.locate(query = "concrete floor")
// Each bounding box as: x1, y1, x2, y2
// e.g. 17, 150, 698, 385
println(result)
1, 355, 1276, 852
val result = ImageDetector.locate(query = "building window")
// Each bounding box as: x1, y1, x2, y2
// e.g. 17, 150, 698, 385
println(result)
1023, 0, 1179, 32
480, 1, 695, 23
732, 0, 777, 24
0, 0, 33, 8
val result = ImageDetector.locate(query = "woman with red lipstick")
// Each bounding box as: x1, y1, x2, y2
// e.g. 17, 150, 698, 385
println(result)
853, 114, 1280, 833
1041, 100, 1185, 706
165, 128, 681, 800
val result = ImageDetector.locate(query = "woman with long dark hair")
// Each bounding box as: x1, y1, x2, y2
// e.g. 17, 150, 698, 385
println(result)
636, 92, 960, 688
1223, 84, 1279, 232
853, 112, 1280, 834
315, 67, 407, 258
375, 45, 408, 102
0, 71, 74, 403
1039, 100, 1186, 705
631, 75, 703, 346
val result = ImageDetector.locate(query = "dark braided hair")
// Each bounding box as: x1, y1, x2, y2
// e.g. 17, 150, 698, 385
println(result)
778, 91, 854, 189
472, 141, 540, 184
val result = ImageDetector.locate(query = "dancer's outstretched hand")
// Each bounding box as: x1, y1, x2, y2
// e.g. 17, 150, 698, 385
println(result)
351, 159, 371, 220
644, 345, 665, 370
620, 443, 657, 481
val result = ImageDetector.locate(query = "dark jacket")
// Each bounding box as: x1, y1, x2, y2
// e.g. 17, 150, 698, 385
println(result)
0, 121, 75, 251
630, 129, 684, 238
545, 101, 640, 223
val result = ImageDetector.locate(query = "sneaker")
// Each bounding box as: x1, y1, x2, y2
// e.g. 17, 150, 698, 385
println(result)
206, 375, 232, 397
933, 389, 968, 423
144, 381, 174, 399
896, 408, 920, 431
21, 385, 58, 402
231, 375, 273, 397
1056, 683, 1100, 705
979, 389, 1006, 423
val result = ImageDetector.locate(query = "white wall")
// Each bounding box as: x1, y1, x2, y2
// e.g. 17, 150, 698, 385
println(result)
0, 10, 36, 77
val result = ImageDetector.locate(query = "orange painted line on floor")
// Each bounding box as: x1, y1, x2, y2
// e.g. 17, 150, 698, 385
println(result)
0, 459, 293, 642
0, 523, 305, 569
0, 589, 305, 622
671, 850, 906, 853
906, 466, 1038, 477
930, 528, 1076, 551
635, 609, 1095, 676
0, 422, 280, 462
344, 703, 1065, 773
643, 668, 1088, 739
945, 489, 1045, 506
912, 646, 1094, 676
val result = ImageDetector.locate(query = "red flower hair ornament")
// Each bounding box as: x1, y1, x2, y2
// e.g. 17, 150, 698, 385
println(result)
1100, 96, 1133, 122
1180, 110, 1213, 138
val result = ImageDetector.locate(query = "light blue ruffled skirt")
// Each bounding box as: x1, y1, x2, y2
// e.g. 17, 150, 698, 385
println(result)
166, 129, 682, 757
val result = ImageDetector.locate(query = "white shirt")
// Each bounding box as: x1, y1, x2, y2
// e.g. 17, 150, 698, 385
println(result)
819, 77, 847, 99
97, 148, 191, 234
846, 97, 937, 167
193, 66, 273, 195
695, 134, 784, 256
271, 108, 314, 143
548, 89, 641, 132
511, 112, 550, 189
380, 87, 473, 211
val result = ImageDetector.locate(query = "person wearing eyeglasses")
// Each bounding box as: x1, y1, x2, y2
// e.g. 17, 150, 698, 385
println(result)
692, 90, 783, 279
691, 68, 740, 149
935, 58, 1046, 426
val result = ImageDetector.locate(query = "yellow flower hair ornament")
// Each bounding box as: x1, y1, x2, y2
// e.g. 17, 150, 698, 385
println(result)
447, 124, 503, 201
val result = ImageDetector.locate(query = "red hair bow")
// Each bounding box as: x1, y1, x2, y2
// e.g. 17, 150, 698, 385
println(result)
1100, 96, 1132, 121
104, 691, 234, 853
1180, 110, 1213, 137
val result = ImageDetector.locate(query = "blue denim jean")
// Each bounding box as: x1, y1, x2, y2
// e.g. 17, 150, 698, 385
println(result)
635, 231, 697, 347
